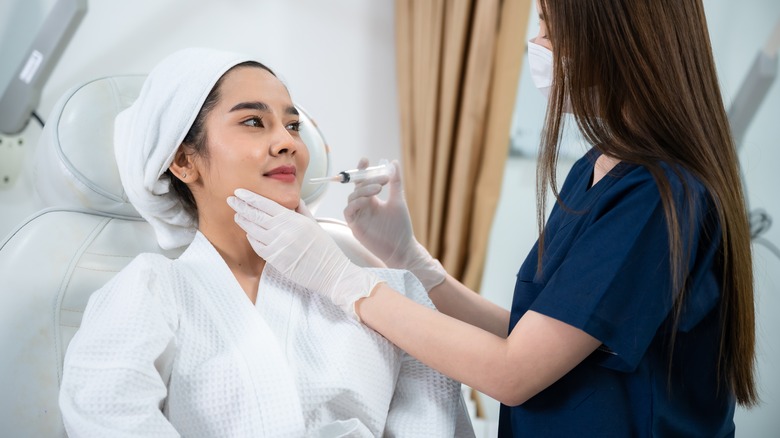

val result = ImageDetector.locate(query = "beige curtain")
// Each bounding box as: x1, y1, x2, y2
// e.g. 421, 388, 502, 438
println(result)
395, 0, 532, 290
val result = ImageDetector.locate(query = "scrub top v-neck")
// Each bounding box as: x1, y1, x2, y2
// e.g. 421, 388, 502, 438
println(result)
498, 148, 734, 437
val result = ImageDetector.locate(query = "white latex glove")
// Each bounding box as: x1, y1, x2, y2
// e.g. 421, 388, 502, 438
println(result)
228, 189, 384, 319
344, 158, 446, 291
295, 198, 315, 220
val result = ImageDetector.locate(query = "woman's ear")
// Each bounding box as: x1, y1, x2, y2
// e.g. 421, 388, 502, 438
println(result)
169, 145, 197, 182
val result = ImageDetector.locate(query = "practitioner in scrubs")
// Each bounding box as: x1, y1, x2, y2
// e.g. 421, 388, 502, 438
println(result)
59, 48, 471, 437
229, 0, 758, 436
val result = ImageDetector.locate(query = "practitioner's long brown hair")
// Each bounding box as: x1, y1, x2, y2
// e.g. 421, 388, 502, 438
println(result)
537, 0, 757, 406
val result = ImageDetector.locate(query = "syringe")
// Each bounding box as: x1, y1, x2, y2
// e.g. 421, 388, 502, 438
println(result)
309, 161, 391, 184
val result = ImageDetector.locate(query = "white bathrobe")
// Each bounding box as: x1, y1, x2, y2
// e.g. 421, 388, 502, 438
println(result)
59, 232, 473, 437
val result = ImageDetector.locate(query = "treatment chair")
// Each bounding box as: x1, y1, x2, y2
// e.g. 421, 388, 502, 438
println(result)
0, 75, 383, 437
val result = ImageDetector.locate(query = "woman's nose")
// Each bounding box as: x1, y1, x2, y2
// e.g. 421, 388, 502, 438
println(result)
532, 22, 552, 50
269, 125, 297, 157
531, 28, 544, 46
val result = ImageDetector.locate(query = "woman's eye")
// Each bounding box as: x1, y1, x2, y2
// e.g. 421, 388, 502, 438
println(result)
243, 117, 263, 128
286, 121, 301, 132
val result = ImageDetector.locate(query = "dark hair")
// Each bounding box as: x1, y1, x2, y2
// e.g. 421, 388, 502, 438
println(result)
537, 0, 756, 405
165, 61, 275, 217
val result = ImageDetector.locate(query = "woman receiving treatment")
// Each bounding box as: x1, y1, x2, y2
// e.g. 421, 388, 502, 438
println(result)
58, 48, 472, 437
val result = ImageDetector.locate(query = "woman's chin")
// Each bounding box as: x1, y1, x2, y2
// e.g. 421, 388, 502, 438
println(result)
242, 187, 300, 210
274, 195, 301, 210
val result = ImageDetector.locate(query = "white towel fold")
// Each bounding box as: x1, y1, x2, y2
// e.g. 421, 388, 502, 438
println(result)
114, 47, 256, 249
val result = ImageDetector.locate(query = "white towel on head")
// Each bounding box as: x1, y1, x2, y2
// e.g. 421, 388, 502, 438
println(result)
114, 47, 256, 249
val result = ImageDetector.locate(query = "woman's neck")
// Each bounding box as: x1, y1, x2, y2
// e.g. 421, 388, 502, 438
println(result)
590, 153, 622, 188
198, 209, 266, 301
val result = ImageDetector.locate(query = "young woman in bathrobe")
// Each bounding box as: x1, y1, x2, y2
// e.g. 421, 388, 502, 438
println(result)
58, 48, 473, 438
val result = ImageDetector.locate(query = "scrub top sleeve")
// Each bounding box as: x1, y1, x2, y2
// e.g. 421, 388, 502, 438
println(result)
531, 174, 688, 372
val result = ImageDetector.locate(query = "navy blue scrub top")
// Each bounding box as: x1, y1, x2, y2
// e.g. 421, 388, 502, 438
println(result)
498, 149, 735, 437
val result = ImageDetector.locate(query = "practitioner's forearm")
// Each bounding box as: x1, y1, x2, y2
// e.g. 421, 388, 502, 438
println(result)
355, 283, 601, 407
427, 275, 511, 338
356, 283, 515, 403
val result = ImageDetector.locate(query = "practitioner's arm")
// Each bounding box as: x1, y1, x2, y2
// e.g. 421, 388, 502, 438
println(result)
427, 274, 511, 338
357, 284, 600, 406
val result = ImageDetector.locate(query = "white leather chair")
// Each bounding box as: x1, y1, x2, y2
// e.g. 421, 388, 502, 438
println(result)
0, 75, 382, 437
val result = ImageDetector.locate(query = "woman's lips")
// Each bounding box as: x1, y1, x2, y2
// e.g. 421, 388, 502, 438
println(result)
264, 165, 297, 183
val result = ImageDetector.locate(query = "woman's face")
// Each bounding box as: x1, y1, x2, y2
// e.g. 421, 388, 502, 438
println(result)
532, 0, 553, 50
193, 66, 309, 211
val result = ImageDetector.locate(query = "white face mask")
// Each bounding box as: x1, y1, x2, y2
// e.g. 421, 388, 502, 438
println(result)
527, 39, 577, 113
527, 40, 554, 99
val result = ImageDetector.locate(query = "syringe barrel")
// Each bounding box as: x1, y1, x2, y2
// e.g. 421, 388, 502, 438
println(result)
338, 162, 391, 183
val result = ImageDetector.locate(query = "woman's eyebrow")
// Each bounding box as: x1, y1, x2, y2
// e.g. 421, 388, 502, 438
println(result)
229, 101, 299, 116
230, 101, 270, 112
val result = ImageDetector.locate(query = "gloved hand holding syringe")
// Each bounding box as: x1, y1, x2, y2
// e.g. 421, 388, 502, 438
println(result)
309, 159, 391, 184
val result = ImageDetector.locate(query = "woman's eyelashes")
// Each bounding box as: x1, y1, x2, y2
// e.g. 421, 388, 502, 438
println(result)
242, 116, 264, 128
241, 117, 300, 132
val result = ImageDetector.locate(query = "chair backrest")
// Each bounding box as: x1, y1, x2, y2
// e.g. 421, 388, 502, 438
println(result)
0, 75, 382, 437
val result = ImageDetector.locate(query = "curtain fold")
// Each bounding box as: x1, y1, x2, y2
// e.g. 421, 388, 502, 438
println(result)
395, 0, 532, 291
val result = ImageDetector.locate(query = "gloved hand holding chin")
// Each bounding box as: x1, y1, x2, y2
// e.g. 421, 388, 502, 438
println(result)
227, 188, 383, 319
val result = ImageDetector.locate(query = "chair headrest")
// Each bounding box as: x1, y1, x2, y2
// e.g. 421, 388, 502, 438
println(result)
34, 75, 330, 217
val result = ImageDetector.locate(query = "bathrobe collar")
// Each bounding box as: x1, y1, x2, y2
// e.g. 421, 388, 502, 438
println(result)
177, 231, 306, 436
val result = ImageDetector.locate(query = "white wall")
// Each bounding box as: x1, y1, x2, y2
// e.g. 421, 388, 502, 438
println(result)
710, 1, 780, 436
481, 1, 780, 436
0, 0, 400, 241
